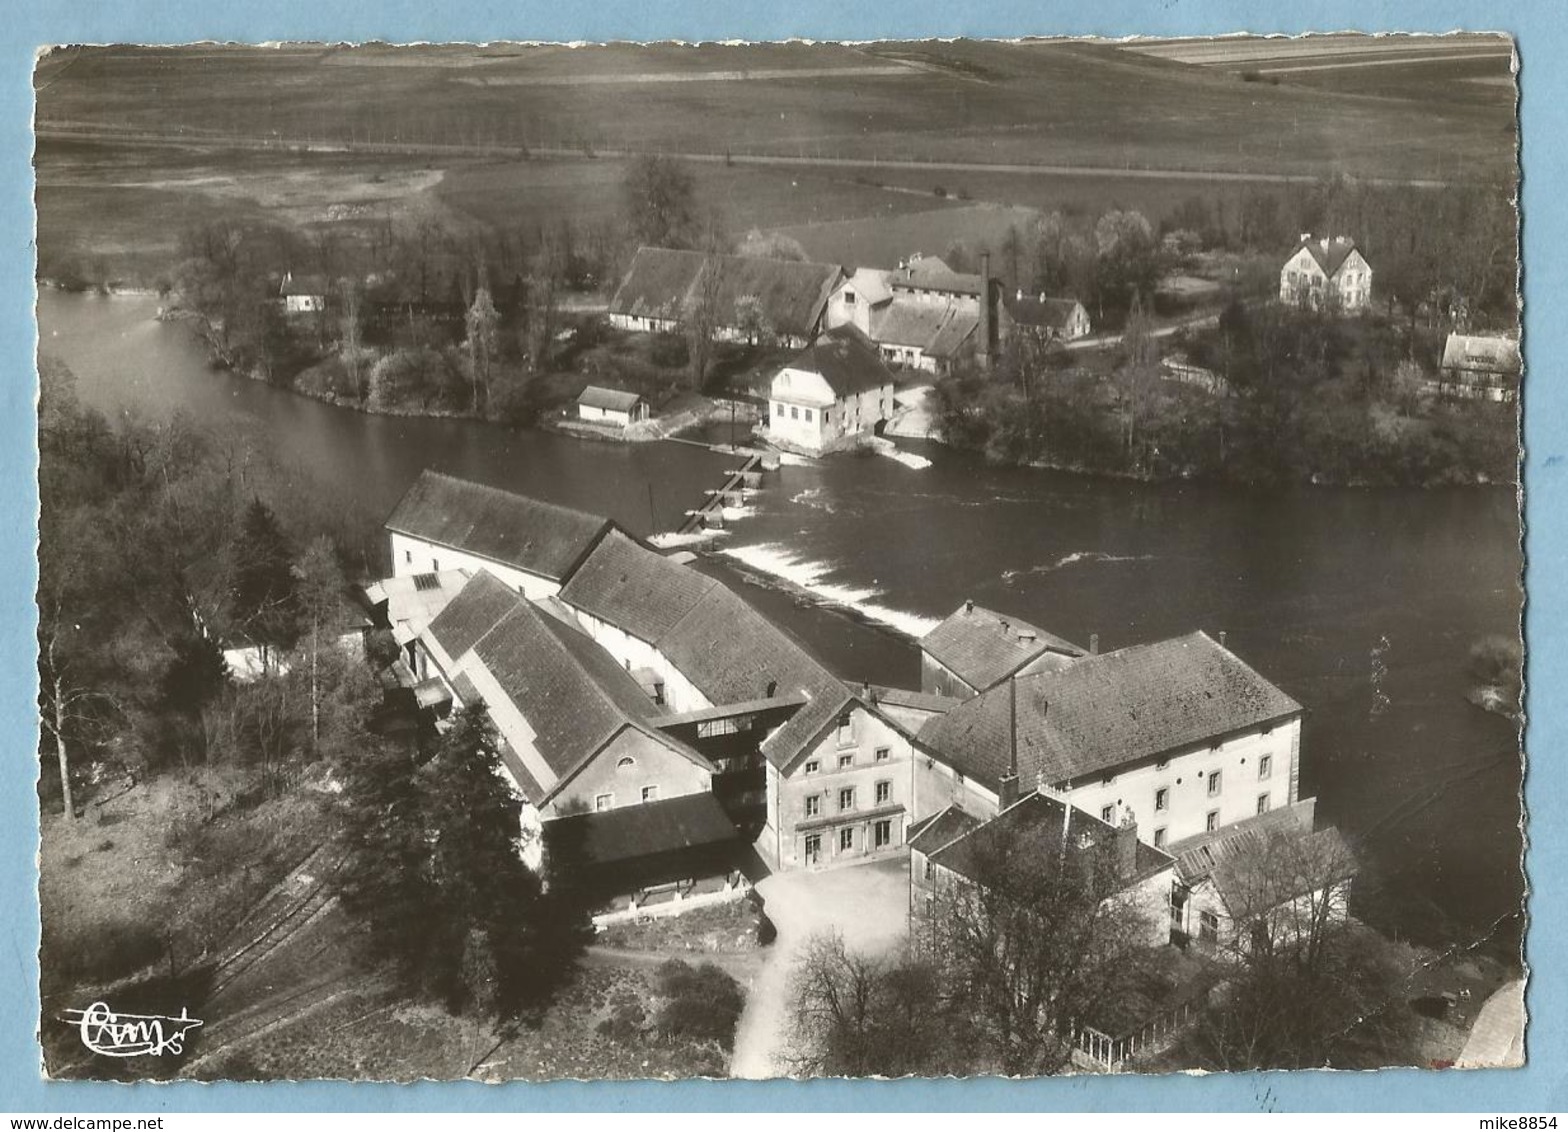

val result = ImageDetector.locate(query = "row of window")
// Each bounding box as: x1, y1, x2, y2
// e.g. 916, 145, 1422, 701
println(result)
805, 780, 893, 817
803, 745, 891, 774
803, 818, 894, 861
774, 402, 816, 424
594, 786, 659, 811
1138, 792, 1274, 850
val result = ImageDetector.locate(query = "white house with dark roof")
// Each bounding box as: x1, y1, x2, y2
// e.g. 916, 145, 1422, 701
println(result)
414, 570, 740, 892
1279, 234, 1373, 313
279, 271, 328, 314
768, 324, 897, 454
1003, 291, 1091, 343
385, 470, 617, 600
916, 630, 1305, 852
576, 385, 650, 427
920, 600, 1085, 700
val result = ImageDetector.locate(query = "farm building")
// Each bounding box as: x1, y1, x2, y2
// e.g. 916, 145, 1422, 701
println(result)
576, 385, 650, 426
768, 324, 897, 454
1002, 291, 1092, 343
825, 252, 1005, 374
557, 525, 931, 871
411, 569, 744, 898
385, 470, 617, 600
1434, 333, 1522, 402
1279, 235, 1373, 313
920, 600, 1085, 700
607, 246, 843, 348
279, 271, 328, 314
916, 629, 1305, 851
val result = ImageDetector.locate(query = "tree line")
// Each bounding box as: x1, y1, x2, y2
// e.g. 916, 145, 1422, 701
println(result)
933, 298, 1516, 487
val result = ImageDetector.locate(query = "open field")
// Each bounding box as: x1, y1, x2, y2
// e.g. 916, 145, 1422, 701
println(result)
37, 40, 1515, 183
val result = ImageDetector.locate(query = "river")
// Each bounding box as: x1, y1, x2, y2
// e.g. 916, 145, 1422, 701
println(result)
38, 289, 1525, 951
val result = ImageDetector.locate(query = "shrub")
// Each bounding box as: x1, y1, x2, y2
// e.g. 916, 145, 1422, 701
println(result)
654, 958, 745, 1049
649, 331, 689, 369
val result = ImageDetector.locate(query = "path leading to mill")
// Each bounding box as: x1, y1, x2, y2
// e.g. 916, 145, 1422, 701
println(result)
728, 855, 911, 1079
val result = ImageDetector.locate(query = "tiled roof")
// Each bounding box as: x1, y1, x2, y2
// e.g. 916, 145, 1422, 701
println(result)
560, 529, 722, 645
608, 247, 842, 341
1441, 334, 1522, 377
543, 791, 740, 868
907, 804, 983, 854
839, 268, 893, 306
1005, 294, 1084, 332
386, 470, 613, 583
427, 572, 701, 798
918, 631, 1302, 791
1292, 236, 1362, 278
1174, 801, 1355, 921
870, 302, 977, 357
892, 255, 985, 297
929, 791, 1172, 892
577, 385, 644, 412
427, 568, 532, 660
921, 603, 1083, 694
785, 324, 894, 399
559, 530, 850, 769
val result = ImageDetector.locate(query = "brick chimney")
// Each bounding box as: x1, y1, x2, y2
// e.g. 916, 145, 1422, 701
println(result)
1115, 811, 1139, 882
999, 678, 1021, 810
1089, 632, 1100, 655
978, 252, 993, 371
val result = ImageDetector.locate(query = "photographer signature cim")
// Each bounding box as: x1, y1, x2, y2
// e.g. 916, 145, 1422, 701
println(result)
64, 1002, 204, 1058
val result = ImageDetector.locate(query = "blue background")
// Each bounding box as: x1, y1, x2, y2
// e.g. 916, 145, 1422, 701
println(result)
1, 0, 1556, 1113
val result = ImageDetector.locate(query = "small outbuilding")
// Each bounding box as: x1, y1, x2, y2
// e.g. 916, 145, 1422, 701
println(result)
279, 272, 328, 314
577, 385, 650, 427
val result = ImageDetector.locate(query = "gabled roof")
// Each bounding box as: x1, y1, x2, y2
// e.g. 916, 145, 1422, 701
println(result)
542, 791, 739, 868
558, 529, 851, 769
907, 804, 983, 854
363, 569, 472, 640
560, 529, 722, 644
426, 571, 707, 802
1173, 800, 1355, 922
929, 791, 1173, 892
870, 302, 978, 357
838, 267, 894, 306
891, 255, 985, 297
385, 470, 614, 583
608, 247, 843, 341
782, 324, 894, 399
280, 272, 328, 297
1290, 236, 1364, 278
1441, 334, 1522, 376
577, 385, 644, 412
918, 631, 1302, 792
1005, 294, 1085, 332
921, 602, 1084, 694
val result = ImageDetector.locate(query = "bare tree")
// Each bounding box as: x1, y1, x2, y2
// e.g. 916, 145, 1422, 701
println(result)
915, 817, 1157, 1076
